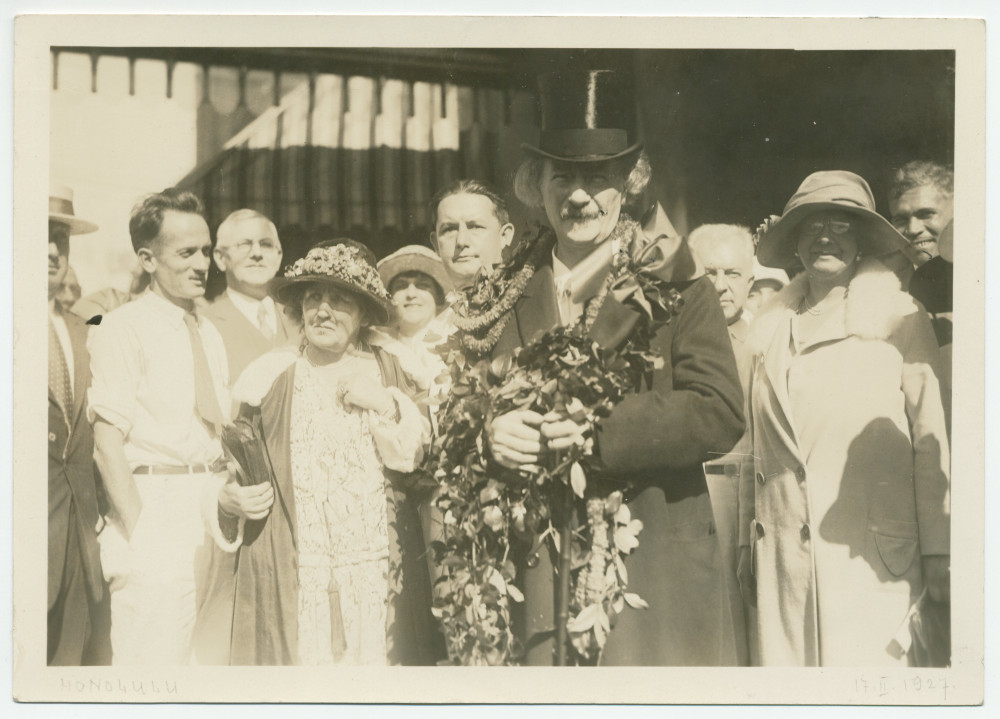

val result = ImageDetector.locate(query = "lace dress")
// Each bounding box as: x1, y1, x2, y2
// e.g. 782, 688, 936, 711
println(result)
289, 354, 392, 666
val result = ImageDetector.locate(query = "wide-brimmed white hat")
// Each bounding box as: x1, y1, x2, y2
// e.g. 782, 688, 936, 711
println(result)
757, 170, 908, 270
49, 183, 98, 235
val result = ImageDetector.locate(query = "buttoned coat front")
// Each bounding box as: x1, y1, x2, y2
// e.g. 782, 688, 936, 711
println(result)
492, 209, 745, 665
48, 311, 109, 664
738, 259, 950, 666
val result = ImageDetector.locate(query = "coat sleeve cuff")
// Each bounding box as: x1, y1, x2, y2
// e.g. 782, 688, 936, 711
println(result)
202, 473, 244, 552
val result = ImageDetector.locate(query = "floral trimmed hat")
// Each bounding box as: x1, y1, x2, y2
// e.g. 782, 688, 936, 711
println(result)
270, 239, 391, 325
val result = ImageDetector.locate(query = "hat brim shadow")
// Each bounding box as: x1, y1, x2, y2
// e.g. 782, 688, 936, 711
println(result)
50, 213, 98, 235
520, 141, 644, 164
757, 202, 910, 271
269, 275, 391, 326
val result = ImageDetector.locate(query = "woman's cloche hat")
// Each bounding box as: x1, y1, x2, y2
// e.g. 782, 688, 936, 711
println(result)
376, 244, 454, 303
50, 183, 98, 235
522, 68, 643, 163
757, 170, 910, 270
270, 239, 391, 325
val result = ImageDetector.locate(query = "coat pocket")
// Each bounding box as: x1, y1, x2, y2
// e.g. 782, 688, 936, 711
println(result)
870, 517, 919, 577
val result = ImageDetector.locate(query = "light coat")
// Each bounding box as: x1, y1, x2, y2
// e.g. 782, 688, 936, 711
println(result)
738, 258, 950, 666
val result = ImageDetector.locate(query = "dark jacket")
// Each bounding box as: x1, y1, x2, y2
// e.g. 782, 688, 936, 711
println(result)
48, 311, 108, 664
493, 265, 746, 665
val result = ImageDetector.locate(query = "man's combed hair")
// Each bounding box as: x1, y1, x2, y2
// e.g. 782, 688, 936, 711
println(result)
512, 150, 653, 210
129, 188, 205, 253
890, 160, 954, 200
429, 179, 510, 228
216, 208, 279, 250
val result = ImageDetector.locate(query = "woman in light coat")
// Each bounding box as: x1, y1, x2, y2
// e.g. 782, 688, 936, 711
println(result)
737, 171, 950, 667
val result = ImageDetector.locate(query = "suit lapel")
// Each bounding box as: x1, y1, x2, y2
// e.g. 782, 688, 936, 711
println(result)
65, 312, 90, 426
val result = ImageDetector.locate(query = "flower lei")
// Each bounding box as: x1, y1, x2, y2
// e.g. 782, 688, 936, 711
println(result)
421, 215, 685, 665
282, 244, 389, 300
451, 215, 643, 357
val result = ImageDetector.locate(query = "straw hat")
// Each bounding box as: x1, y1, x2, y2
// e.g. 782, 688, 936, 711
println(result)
377, 245, 453, 303
757, 170, 909, 270
49, 183, 98, 235
270, 240, 390, 325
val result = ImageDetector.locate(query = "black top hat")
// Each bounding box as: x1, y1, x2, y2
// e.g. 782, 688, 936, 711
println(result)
523, 68, 643, 163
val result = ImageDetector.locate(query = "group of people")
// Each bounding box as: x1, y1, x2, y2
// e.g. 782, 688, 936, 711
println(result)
47, 68, 952, 669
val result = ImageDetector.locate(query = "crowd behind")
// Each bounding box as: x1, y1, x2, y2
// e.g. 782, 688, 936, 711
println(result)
46, 70, 953, 670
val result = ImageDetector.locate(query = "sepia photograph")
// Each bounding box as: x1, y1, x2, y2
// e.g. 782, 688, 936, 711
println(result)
10, 10, 986, 707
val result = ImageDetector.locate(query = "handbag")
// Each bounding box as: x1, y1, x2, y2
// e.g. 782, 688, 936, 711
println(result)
221, 409, 275, 487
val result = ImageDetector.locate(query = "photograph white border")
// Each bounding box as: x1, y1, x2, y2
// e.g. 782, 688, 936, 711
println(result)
9, 10, 988, 708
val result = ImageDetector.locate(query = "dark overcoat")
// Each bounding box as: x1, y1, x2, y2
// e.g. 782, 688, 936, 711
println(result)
493, 264, 746, 666
48, 311, 109, 665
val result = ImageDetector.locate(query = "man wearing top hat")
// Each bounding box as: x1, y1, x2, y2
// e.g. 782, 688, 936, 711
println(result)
483, 69, 746, 665
47, 184, 111, 664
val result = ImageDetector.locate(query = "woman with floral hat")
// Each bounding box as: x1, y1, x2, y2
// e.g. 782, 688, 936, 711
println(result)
737, 171, 951, 666
226, 239, 440, 666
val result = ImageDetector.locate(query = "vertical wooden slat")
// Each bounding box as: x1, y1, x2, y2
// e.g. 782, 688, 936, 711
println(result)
166, 59, 176, 99
304, 72, 317, 231
89, 51, 99, 93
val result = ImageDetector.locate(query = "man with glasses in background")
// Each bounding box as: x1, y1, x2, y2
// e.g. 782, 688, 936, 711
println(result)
197, 208, 294, 663
203, 209, 298, 385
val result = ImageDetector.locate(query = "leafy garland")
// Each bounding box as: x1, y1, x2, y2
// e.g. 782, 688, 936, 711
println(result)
421, 217, 685, 665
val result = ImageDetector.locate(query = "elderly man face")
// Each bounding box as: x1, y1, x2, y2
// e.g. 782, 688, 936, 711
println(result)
889, 184, 954, 266
690, 227, 755, 324
540, 159, 627, 257
431, 192, 513, 288
213, 215, 283, 299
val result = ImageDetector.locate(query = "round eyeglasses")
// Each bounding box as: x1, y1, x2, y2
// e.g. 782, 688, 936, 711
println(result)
799, 217, 854, 239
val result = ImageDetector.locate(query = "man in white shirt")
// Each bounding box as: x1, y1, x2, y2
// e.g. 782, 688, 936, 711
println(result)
88, 190, 273, 665
203, 209, 297, 385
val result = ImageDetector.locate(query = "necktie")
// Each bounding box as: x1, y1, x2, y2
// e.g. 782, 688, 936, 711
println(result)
257, 301, 275, 341
49, 319, 72, 428
184, 311, 226, 434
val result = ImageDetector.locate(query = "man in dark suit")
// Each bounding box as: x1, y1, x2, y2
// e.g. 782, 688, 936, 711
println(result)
203, 209, 298, 387
485, 69, 745, 665
47, 184, 110, 665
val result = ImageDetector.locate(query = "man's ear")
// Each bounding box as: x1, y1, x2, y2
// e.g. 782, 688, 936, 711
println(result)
213, 246, 228, 272
500, 223, 515, 250
428, 231, 439, 253
136, 247, 157, 275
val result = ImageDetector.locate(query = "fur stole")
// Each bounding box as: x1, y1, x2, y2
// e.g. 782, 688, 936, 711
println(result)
747, 257, 920, 355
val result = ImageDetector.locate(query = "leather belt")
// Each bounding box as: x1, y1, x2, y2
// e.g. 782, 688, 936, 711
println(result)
132, 459, 228, 475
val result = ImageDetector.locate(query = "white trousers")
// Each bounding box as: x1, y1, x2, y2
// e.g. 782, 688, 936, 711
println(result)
99, 472, 224, 666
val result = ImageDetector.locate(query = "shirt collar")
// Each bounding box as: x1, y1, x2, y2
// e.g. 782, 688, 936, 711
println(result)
228, 287, 271, 311
142, 288, 191, 328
